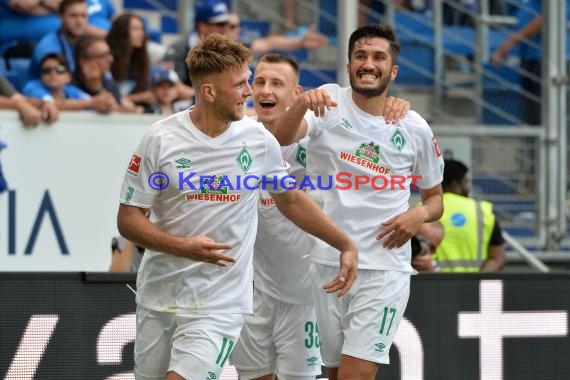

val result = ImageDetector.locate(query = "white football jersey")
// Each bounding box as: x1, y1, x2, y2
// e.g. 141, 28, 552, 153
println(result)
254, 136, 314, 305
305, 84, 444, 272
119, 110, 290, 314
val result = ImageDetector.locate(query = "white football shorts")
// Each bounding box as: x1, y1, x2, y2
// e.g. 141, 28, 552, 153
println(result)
134, 305, 244, 380
230, 289, 322, 379
310, 263, 410, 367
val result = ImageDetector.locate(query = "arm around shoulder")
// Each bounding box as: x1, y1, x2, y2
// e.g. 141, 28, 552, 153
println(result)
274, 87, 337, 145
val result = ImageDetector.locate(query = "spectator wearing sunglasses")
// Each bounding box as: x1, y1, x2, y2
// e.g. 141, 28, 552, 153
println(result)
23, 53, 116, 113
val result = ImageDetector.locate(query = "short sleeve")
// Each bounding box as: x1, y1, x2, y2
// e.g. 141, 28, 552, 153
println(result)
263, 130, 292, 194
412, 118, 444, 189
304, 110, 319, 137
119, 125, 162, 207
305, 83, 340, 138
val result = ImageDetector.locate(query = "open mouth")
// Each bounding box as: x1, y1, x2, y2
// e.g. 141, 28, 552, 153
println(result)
358, 72, 379, 80
259, 100, 276, 109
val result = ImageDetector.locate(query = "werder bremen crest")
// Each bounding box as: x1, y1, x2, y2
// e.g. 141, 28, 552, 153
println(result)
390, 128, 407, 152
296, 145, 306, 167
236, 146, 253, 173
201, 175, 227, 194
355, 142, 380, 164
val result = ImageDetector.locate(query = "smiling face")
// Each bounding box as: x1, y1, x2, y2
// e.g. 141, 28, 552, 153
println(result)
210, 64, 253, 122
347, 36, 397, 98
252, 61, 301, 127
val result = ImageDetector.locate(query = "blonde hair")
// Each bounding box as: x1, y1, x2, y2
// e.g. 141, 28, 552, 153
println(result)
186, 33, 252, 86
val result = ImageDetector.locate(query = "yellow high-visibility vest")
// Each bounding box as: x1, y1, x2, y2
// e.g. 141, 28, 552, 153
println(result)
435, 193, 495, 272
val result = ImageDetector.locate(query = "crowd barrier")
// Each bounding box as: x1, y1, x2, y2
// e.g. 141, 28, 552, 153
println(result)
0, 111, 160, 271
1, 273, 569, 380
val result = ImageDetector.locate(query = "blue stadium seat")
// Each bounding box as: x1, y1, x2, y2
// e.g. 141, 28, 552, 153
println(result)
124, 0, 176, 11
395, 10, 432, 35
395, 11, 434, 86
240, 19, 271, 45
473, 173, 519, 195
481, 63, 522, 125
299, 67, 336, 90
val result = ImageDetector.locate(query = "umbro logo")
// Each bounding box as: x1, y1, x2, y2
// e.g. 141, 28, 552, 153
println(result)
375, 342, 386, 352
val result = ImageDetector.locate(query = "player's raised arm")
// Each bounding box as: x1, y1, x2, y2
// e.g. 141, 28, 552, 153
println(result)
274, 88, 337, 145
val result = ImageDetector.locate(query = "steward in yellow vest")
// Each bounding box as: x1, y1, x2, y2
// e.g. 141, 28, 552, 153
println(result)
435, 160, 506, 272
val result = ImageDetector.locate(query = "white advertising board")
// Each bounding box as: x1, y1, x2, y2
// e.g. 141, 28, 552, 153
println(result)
0, 111, 160, 271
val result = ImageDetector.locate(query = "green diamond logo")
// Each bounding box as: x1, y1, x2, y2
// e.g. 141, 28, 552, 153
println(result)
355, 142, 380, 164
124, 186, 134, 204
341, 118, 352, 130
296, 145, 306, 167
390, 129, 406, 152
174, 157, 192, 168
236, 147, 253, 174
207, 372, 217, 380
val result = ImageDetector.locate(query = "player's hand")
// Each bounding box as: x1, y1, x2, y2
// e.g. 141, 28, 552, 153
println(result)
323, 245, 358, 297
299, 89, 338, 118
383, 96, 410, 124
179, 235, 235, 267
376, 208, 427, 249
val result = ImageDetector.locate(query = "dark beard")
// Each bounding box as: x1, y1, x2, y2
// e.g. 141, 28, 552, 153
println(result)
349, 73, 391, 98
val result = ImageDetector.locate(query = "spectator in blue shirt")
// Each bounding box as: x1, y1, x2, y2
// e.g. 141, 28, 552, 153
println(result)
0, 0, 61, 56
492, 0, 570, 125
24, 52, 115, 113
29, 0, 89, 79
86, 0, 116, 37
